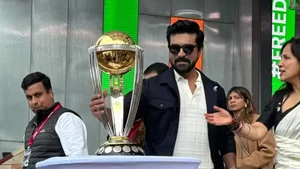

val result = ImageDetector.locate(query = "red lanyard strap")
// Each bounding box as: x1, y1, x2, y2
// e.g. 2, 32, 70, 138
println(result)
28, 104, 62, 146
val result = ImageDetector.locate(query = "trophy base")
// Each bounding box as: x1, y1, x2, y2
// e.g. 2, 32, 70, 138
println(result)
95, 136, 145, 155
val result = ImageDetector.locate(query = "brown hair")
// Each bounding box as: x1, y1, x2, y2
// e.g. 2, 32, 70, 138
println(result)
227, 86, 257, 124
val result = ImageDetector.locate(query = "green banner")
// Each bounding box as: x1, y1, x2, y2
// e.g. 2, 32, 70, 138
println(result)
271, 0, 296, 95
102, 0, 139, 95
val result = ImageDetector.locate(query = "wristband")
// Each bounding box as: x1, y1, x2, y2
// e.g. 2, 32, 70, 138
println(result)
231, 117, 239, 130
231, 117, 243, 133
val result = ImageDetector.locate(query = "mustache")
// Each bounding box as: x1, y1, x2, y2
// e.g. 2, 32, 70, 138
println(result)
32, 107, 44, 111
175, 57, 190, 63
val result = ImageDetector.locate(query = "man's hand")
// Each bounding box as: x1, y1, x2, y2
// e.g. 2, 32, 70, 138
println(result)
89, 90, 108, 120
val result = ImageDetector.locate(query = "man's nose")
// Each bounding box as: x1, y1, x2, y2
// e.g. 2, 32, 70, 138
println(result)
177, 48, 185, 57
32, 97, 38, 104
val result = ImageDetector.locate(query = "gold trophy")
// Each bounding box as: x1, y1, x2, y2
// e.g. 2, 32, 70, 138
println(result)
88, 31, 145, 155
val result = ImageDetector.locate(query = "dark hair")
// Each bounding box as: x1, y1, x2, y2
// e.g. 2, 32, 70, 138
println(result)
144, 62, 169, 75
166, 20, 204, 49
278, 37, 300, 93
21, 72, 52, 92
227, 86, 257, 123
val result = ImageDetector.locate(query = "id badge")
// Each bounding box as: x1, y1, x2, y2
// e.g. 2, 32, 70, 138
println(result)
23, 146, 31, 167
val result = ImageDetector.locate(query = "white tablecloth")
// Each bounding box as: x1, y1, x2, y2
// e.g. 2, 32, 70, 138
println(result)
36, 155, 201, 169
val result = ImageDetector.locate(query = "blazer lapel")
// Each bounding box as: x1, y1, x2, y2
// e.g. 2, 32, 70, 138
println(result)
200, 71, 218, 114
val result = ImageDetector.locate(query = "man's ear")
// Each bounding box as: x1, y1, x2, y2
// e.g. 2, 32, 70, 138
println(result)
197, 48, 202, 58
48, 88, 54, 98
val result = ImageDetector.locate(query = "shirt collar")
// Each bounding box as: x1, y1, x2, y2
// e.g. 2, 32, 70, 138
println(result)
173, 69, 202, 83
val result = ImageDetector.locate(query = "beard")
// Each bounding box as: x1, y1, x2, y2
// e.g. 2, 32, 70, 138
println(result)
171, 57, 197, 74
31, 107, 46, 114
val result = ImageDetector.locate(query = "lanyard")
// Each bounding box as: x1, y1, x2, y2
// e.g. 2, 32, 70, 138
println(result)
28, 103, 62, 147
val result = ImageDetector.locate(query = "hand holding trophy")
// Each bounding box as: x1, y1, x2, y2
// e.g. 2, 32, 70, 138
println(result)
88, 31, 144, 155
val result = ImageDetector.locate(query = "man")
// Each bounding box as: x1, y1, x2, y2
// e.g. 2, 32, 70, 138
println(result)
90, 20, 236, 169
22, 72, 88, 169
143, 62, 169, 79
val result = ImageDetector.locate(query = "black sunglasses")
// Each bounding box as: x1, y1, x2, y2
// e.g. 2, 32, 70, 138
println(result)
168, 44, 197, 55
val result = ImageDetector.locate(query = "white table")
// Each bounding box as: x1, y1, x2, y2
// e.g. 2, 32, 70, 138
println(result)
36, 156, 201, 169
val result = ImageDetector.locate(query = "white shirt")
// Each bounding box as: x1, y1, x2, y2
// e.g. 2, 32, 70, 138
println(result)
55, 112, 89, 156
172, 70, 213, 169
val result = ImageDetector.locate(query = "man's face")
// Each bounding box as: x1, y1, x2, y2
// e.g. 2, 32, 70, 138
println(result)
143, 72, 158, 79
169, 33, 200, 74
24, 82, 54, 113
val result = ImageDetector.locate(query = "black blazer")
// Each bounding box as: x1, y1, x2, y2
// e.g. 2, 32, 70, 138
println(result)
124, 68, 235, 169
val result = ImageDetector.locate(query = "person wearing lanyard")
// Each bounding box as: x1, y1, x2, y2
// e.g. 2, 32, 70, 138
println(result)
21, 72, 88, 169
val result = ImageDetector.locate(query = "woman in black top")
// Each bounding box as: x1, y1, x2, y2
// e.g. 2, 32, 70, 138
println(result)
205, 37, 300, 168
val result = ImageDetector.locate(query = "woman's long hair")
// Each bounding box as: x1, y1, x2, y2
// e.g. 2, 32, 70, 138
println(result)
227, 86, 257, 124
